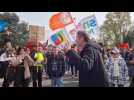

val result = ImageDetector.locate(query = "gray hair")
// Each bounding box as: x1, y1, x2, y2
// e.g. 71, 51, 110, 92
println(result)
77, 31, 90, 42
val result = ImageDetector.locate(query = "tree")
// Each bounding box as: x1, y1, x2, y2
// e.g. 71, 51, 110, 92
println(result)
124, 31, 134, 48
100, 12, 131, 47
0, 12, 19, 25
0, 12, 19, 32
9, 21, 29, 47
16, 21, 28, 33
0, 12, 29, 47
0, 33, 9, 47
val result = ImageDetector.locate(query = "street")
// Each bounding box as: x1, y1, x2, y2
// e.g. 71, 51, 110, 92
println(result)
0, 72, 79, 87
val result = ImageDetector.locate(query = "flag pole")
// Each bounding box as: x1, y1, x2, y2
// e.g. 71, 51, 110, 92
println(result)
63, 27, 69, 44
69, 12, 77, 29
36, 32, 38, 50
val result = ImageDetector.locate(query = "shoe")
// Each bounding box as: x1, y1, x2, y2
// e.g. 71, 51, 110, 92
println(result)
65, 71, 68, 74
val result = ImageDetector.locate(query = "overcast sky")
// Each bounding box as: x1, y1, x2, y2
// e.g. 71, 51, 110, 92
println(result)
14, 12, 134, 41
16, 12, 107, 29
16, 12, 134, 29
15, 12, 107, 40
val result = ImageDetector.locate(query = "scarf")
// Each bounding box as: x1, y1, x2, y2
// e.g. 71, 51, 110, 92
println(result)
111, 57, 120, 77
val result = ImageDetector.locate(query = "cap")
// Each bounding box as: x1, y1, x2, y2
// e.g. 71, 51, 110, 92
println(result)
111, 47, 120, 54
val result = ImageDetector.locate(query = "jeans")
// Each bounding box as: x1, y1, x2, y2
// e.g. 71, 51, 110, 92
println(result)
65, 61, 70, 72
130, 77, 134, 87
70, 65, 78, 76
2, 61, 9, 87
51, 77, 63, 87
32, 66, 43, 87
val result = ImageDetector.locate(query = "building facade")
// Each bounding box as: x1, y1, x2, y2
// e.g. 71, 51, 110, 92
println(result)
28, 25, 45, 43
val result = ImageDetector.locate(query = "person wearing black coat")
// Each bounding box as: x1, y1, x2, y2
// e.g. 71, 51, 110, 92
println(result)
68, 44, 78, 77
46, 46, 66, 87
65, 31, 108, 87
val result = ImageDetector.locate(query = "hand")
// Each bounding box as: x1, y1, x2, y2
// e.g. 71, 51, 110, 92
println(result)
78, 47, 83, 52
64, 43, 71, 53
10, 57, 17, 67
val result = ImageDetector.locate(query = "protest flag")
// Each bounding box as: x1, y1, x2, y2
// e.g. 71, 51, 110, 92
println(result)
49, 12, 73, 30
50, 29, 68, 46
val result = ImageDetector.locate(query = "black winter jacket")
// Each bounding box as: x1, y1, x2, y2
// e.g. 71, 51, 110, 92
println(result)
66, 42, 108, 87
46, 53, 66, 78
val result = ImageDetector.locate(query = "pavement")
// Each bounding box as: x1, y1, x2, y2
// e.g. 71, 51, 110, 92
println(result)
0, 71, 79, 87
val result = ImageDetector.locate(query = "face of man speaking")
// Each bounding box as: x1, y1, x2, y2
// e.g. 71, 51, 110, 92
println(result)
76, 34, 84, 48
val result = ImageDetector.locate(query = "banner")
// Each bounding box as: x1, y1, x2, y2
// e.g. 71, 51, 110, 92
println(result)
49, 12, 73, 30
69, 29, 77, 41
50, 29, 69, 46
118, 43, 129, 49
0, 20, 8, 32
65, 24, 77, 43
76, 23, 84, 30
69, 24, 85, 41
79, 15, 100, 39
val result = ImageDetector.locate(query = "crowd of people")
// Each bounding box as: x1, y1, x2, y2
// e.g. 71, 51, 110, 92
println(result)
0, 30, 134, 87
